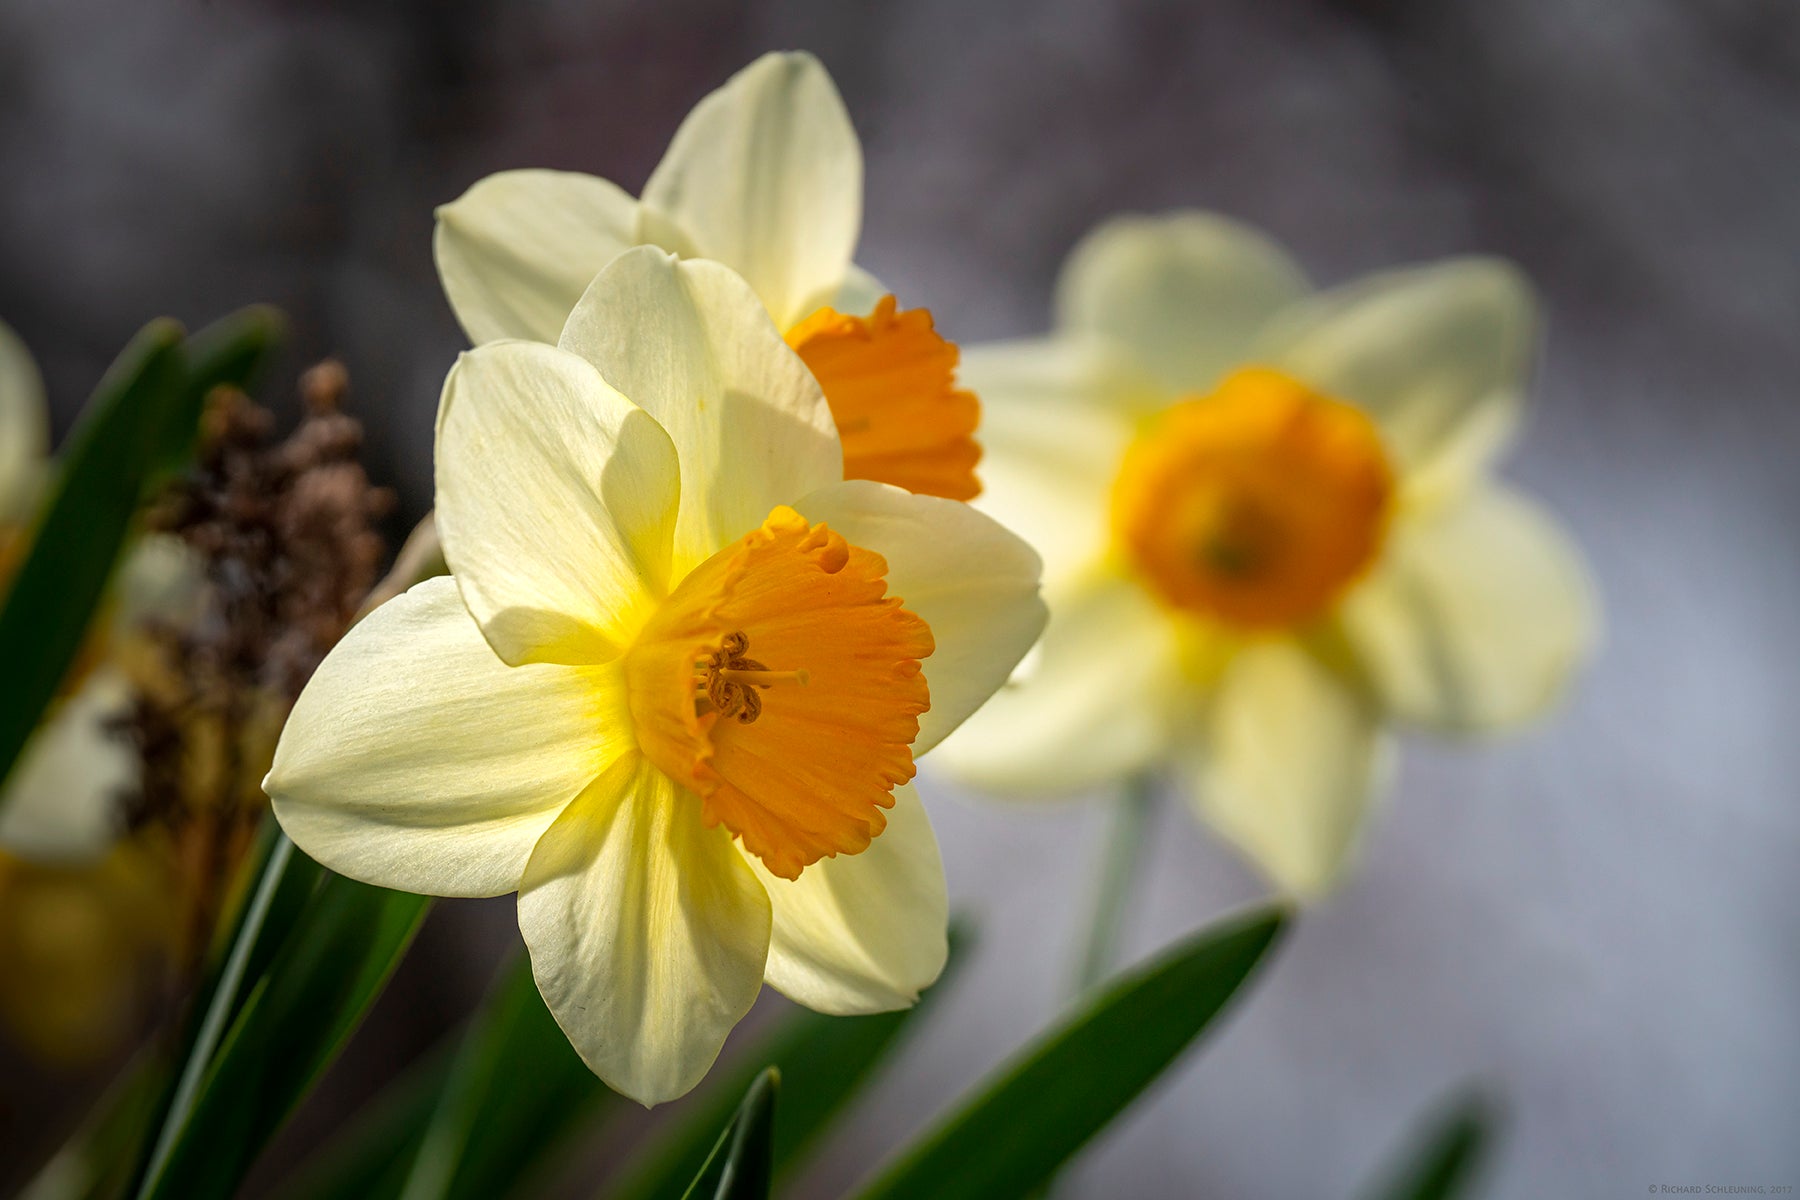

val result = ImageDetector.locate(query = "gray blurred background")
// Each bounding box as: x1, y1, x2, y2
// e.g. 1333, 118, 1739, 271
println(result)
3, 0, 1798, 1195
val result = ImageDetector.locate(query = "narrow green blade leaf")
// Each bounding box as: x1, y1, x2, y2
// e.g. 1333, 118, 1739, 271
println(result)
680, 1068, 778, 1200
128, 826, 326, 1200
157, 306, 284, 481
17, 1047, 168, 1200
136, 868, 430, 1200
397, 953, 627, 1200
852, 905, 1287, 1200
1359, 1091, 1500, 1200
0, 307, 281, 797
608, 922, 976, 1200
0, 320, 184, 792
266, 1046, 455, 1200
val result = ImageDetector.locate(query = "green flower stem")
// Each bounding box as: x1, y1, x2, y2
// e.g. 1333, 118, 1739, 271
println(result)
1072, 772, 1158, 993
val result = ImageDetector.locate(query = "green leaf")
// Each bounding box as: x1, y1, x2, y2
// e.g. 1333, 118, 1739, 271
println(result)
0, 319, 184, 793
17, 1047, 169, 1200
607, 922, 977, 1200
396, 952, 627, 1200
851, 905, 1288, 1200
157, 306, 284, 481
1359, 1091, 1500, 1200
266, 1046, 454, 1200
680, 1068, 778, 1200
127, 826, 326, 1198
0, 308, 281, 798
135, 865, 430, 1200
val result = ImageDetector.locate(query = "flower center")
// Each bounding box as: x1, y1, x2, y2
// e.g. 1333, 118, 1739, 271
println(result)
625, 506, 934, 880
694, 630, 811, 724
1111, 367, 1394, 630
786, 295, 982, 501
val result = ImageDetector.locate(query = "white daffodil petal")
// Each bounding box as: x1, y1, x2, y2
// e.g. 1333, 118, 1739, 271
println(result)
1055, 211, 1310, 397
518, 752, 770, 1105
0, 317, 48, 523
434, 169, 640, 345
795, 480, 1046, 755
267, 578, 629, 898
0, 670, 133, 863
1253, 258, 1536, 474
934, 570, 1186, 795
1339, 483, 1597, 733
561, 248, 840, 573
827, 263, 886, 320
1397, 379, 1525, 513
746, 783, 946, 1015
639, 52, 860, 331
1185, 640, 1388, 897
960, 337, 1140, 592
437, 340, 679, 666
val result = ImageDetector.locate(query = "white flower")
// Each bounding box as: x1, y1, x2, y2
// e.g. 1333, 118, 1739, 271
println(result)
0, 318, 138, 863
265, 249, 1046, 1103
434, 51, 982, 500
937, 212, 1598, 895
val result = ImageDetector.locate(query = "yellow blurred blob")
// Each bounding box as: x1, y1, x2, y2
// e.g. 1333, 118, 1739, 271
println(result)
0, 844, 178, 1065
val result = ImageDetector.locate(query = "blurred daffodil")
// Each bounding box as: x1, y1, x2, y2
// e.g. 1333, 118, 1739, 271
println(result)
937, 212, 1597, 896
265, 248, 1045, 1104
434, 51, 982, 500
0, 318, 189, 1063
0, 843, 178, 1064
0, 317, 137, 862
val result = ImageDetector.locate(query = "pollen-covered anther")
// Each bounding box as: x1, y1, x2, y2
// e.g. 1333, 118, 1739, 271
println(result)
695, 631, 812, 724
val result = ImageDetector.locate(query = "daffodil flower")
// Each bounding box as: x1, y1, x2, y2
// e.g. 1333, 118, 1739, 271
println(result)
0, 318, 137, 863
434, 51, 982, 500
0, 319, 187, 1064
264, 248, 1046, 1104
937, 212, 1597, 896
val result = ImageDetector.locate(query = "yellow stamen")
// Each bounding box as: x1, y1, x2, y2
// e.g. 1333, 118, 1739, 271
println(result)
786, 295, 983, 501
692, 631, 813, 724
1111, 367, 1394, 630
718, 667, 812, 688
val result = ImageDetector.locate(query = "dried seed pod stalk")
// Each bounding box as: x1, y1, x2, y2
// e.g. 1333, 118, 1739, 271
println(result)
123, 360, 393, 954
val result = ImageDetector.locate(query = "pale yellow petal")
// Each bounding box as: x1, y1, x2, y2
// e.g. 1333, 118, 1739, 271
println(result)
933, 570, 1186, 795
436, 340, 679, 666
433, 169, 639, 345
266, 578, 629, 898
518, 752, 770, 1105
1183, 639, 1389, 897
0, 670, 133, 863
795, 480, 1046, 755
1338, 483, 1597, 732
827, 263, 886, 320
1055, 211, 1310, 397
0, 317, 48, 523
959, 337, 1140, 592
639, 52, 860, 330
1254, 258, 1536, 476
559, 247, 840, 573
745, 783, 945, 1015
